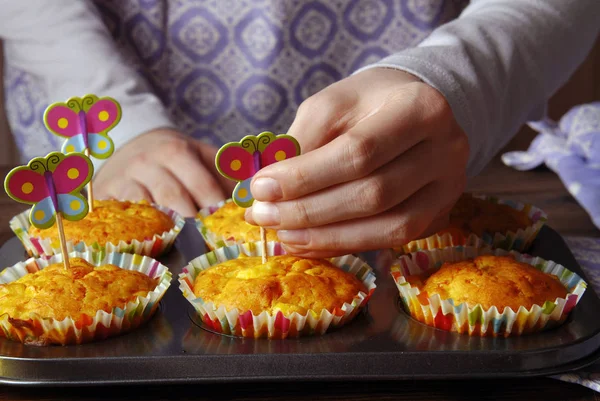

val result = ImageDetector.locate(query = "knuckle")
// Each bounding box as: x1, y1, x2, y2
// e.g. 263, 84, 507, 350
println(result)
296, 227, 343, 251
320, 228, 343, 250
130, 152, 151, 168
157, 182, 184, 204
290, 201, 313, 227
357, 177, 387, 213
297, 95, 319, 116
300, 92, 329, 113
288, 165, 310, 193
298, 90, 348, 122
388, 215, 423, 245
344, 134, 378, 177
164, 138, 192, 159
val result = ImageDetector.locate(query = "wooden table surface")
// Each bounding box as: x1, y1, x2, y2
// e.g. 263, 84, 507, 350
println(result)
0, 149, 597, 401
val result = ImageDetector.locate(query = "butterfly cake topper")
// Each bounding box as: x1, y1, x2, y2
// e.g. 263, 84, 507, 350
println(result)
4, 152, 94, 269
43, 94, 121, 159
216, 131, 301, 263
43, 94, 122, 211
216, 131, 301, 208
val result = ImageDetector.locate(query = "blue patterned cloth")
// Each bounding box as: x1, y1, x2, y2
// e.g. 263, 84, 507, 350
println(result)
4, 0, 468, 161
552, 237, 600, 391
502, 103, 600, 230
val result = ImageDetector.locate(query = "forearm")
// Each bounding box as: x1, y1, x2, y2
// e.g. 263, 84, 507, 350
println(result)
357, 0, 600, 175
0, 0, 175, 173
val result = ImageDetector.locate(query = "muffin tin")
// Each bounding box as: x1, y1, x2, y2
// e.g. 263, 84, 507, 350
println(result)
0, 221, 598, 385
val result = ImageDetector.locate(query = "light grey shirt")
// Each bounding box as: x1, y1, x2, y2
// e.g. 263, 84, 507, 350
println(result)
1, 0, 598, 176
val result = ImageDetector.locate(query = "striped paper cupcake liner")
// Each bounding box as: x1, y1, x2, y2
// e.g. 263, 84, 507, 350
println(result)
196, 199, 273, 250
395, 195, 547, 255
195, 199, 236, 250
391, 246, 586, 337
0, 251, 171, 346
10, 203, 185, 259
178, 241, 377, 339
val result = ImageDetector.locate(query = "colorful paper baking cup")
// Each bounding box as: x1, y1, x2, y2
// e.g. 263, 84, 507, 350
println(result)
10, 203, 184, 258
0, 251, 171, 346
178, 241, 377, 339
391, 246, 586, 337
195, 199, 278, 250
396, 195, 547, 254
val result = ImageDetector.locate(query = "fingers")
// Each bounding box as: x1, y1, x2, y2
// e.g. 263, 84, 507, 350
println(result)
94, 172, 152, 203
278, 179, 460, 257
129, 160, 198, 217
158, 139, 227, 208
251, 85, 429, 203
246, 139, 437, 229
93, 129, 231, 215
112, 181, 152, 203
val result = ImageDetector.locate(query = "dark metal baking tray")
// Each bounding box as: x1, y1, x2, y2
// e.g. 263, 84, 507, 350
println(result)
0, 222, 598, 386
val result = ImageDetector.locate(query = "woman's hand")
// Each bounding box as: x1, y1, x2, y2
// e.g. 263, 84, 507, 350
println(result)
245, 68, 469, 257
94, 129, 234, 217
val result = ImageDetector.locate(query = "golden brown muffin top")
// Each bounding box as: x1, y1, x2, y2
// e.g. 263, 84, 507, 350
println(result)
199, 202, 278, 242
193, 255, 367, 315
438, 193, 532, 239
0, 258, 158, 321
28, 200, 174, 246
419, 255, 567, 311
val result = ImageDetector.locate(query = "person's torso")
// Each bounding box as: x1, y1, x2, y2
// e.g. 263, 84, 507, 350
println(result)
5, 0, 467, 161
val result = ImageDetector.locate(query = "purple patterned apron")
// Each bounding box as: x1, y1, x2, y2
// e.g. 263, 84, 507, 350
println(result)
4, 0, 467, 161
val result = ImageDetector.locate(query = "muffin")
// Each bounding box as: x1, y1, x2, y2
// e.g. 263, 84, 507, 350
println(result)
12, 199, 184, 257
391, 247, 586, 337
0, 252, 171, 345
193, 255, 367, 316
196, 199, 277, 249
398, 193, 546, 254
419, 256, 567, 311
179, 242, 376, 339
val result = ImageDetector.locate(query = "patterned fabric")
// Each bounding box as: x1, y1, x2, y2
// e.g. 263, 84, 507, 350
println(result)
502, 103, 600, 230
4, 0, 468, 161
552, 236, 600, 392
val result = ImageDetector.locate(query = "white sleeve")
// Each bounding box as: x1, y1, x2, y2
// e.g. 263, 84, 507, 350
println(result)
356, 0, 600, 176
0, 0, 176, 173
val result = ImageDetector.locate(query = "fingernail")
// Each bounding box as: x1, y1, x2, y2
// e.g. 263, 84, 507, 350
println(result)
281, 244, 305, 256
251, 201, 280, 226
277, 229, 309, 245
252, 178, 282, 201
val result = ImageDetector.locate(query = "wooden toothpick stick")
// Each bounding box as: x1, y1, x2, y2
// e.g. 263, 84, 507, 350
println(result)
84, 149, 94, 213
260, 227, 267, 264
55, 213, 71, 270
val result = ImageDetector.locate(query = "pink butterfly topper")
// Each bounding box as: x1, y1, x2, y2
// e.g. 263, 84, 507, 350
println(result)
4, 152, 93, 229
215, 132, 301, 207
43, 94, 121, 159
